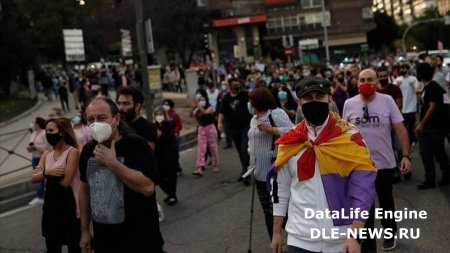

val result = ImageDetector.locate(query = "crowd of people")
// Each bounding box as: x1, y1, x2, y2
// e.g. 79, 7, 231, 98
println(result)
25, 52, 450, 253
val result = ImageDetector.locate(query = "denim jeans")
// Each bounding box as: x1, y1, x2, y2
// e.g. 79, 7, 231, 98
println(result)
231, 127, 250, 175
224, 120, 233, 146
32, 157, 45, 199
286, 245, 320, 253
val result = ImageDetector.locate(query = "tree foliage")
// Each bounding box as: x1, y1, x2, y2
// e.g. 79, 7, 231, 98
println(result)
143, 0, 209, 67
0, 0, 208, 93
406, 9, 450, 51
367, 11, 400, 51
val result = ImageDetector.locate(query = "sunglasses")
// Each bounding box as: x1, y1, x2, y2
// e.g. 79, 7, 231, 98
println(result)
362, 105, 369, 120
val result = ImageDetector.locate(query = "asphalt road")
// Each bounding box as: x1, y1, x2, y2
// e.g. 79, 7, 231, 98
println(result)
1, 142, 450, 253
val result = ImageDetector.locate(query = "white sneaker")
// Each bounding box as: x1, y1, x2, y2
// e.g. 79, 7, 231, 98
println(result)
157, 202, 165, 222
28, 197, 44, 205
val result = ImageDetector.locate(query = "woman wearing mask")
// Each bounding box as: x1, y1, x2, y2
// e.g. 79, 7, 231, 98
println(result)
27, 117, 47, 205
277, 86, 298, 123
71, 112, 90, 150
153, 106, 179, 205
31, 118, 81, 253
162, 99, 183, 176
191, 89, 219, 176
247, 87, 292, 240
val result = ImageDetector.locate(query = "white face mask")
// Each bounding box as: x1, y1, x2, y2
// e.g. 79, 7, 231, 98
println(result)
198, 101, 206, 107
89, 118, 117, 143
163, 105, 170, 112
155, 115, 164, 123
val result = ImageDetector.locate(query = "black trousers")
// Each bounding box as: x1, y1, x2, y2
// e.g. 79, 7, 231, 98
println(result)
286, 245, 318, 253
418, 129, 450, 183
255, 180, 273, 240
363, 169, 397, 251
402, 112, 416, 144
231, 127, 250, 175
45, 237, 80, 253
159, 164, 178, 199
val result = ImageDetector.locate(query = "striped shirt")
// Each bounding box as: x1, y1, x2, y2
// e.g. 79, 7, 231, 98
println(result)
248, 108, 293, 181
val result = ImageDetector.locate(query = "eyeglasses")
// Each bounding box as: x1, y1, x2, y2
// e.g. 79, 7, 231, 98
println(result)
362, 105, 369, 120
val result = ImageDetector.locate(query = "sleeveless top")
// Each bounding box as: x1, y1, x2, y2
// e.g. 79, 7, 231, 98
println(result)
44, 146, 80, 217
42, 146, 80, 240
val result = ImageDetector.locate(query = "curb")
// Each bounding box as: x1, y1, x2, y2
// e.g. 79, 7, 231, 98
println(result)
0, 128, 198, 214
0, 96, 42, 128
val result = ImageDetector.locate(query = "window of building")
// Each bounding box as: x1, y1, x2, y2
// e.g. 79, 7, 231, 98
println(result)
301, 0, 321, 9
283, 16, 299, 31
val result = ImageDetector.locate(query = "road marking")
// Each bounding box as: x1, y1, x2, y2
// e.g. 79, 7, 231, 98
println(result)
0, 204, 40, 218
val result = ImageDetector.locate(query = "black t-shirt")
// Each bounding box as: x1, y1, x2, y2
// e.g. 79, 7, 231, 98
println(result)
219, 91, 252, 128
420, 81, 449, 130
155, 121, 178, 158
79, 135, 163, 250
128, 117, 157, 145
195, 106, 215, 126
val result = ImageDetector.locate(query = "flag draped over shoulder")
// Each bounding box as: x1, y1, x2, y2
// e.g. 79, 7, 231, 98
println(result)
274, 112, 376, 181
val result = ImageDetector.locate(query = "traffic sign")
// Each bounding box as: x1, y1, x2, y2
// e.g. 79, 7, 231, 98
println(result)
299, 39, 319, 50
321, 12, 331, 27
63, 29, 85, 62
445, 15, 450, 25
284, 47, 293, 56
121, 29, 132, 57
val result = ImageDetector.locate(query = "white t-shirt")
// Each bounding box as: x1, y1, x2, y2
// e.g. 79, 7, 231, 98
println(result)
434, 68, 450, 104
394, 75, 420, 113
206, 88, 220, 111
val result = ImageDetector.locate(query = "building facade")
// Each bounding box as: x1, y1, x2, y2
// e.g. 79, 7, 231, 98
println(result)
372, 0, 450, 24
201, 0, 375, 64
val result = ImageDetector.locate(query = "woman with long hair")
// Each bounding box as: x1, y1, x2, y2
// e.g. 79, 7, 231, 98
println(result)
247, 87, 292, 240
71, 111, 90, 151
31, 117, 81, 253
153, 106, 179, 205
191, 89, 219, 176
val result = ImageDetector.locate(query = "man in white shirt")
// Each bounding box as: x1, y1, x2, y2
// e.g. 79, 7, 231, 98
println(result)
206, 82, 220, 112
394, 63, 420, 146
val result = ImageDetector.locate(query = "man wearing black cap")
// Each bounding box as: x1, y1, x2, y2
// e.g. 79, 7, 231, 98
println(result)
270, 77, 377, 253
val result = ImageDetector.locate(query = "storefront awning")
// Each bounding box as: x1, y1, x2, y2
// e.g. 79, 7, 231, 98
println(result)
264, 0, 296, 6
212, 15, 267, 28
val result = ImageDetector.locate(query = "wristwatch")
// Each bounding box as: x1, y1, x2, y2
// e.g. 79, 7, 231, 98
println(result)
402, 154, 411, 160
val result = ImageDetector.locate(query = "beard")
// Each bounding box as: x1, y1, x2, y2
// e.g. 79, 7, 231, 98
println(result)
120, 109, 136, 123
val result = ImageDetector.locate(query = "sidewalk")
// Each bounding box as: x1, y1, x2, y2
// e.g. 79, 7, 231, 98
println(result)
0, 91, 197, 212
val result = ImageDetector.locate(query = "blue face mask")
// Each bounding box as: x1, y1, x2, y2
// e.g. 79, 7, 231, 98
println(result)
248, 81, 255, 89
247, 102, 254, 115
71, 115, 81, 125
278, 91, 288, 100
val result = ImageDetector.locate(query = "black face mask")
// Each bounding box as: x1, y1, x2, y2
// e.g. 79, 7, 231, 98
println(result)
400, 70, 407, 75
379, 78, 389, 86
302, 101, 329, 126
46, 133, 62, 146
120, 108, 136, 123
231, 86, 241, 94
337, 78, 344, 83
